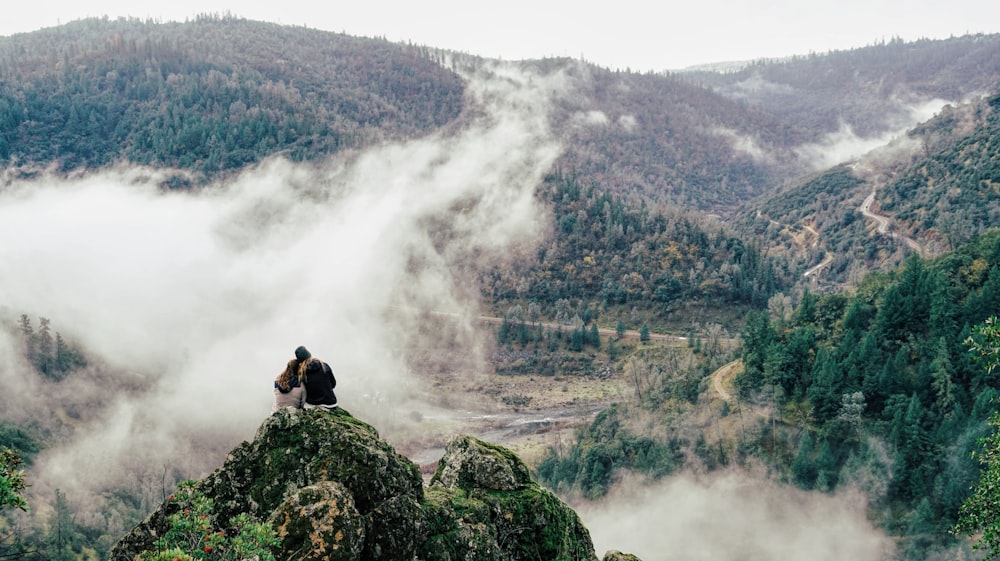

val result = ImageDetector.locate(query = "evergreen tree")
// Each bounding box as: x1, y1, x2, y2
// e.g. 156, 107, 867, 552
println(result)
791, 432, 817, 487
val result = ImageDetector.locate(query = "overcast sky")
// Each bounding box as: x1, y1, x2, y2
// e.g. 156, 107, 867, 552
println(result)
3, 0, 999, 70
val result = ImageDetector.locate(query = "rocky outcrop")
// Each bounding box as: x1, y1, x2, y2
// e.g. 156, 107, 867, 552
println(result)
109, 407, 641, 561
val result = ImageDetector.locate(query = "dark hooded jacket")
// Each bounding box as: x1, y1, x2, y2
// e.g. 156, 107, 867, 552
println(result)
303, 358, 337, 406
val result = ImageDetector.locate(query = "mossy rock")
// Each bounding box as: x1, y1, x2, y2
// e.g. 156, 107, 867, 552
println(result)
111, 408, 423, 561
362, 493, 422, 560
201, 407, 423, 522
430, 435, 532, 491
430, 435, 598, 561
418, 486, 503, 561
268, 481, 364, 561
112, 409, 610, 561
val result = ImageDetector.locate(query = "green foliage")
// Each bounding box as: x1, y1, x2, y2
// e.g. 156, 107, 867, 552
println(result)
735, 232, 1000, 549
0, 447, 28, 511
536, 405, 683, 498
16, 315, 87, 380
0, 17, 463, 177
485, 173, 793, 325
966, 316, 1000, 374
954, 410, 1000, 559
139, 481, 278, 561
954, 316, 1000, 558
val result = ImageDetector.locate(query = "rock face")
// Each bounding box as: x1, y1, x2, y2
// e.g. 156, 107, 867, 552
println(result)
108, 408, 638, 561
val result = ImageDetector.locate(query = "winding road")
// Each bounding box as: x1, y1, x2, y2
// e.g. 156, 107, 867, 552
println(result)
860, 191, 923, 256
711, 359, 742, 403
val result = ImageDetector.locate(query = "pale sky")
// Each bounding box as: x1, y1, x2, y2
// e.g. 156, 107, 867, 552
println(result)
2, 0, 999, 71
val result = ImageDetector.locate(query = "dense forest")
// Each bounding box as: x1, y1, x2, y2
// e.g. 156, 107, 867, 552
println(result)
3, 16, 1000, 561
684, 34, 1000, 140
484, 172, 796, 330
0, 16, 465, 177
537, 229, 1000, 559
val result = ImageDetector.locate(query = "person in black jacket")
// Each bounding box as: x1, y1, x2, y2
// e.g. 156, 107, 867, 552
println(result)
302, 355, 337, 410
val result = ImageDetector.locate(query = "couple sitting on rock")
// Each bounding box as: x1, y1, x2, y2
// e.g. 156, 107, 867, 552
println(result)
272, 345, 338, 412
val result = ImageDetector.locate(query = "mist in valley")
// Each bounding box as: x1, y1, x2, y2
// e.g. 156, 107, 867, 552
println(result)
0, 62, 564, 523
0, 59, 912, 559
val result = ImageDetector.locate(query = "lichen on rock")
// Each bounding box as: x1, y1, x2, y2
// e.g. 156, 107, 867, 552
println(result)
267, 481, 364, 561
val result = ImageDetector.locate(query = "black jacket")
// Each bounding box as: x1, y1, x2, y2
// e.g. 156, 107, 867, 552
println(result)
303, 359, 337, 406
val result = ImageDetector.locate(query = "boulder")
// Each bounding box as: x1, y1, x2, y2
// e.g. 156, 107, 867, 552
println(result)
424, 435, 598, 561
110, 408, 641, 561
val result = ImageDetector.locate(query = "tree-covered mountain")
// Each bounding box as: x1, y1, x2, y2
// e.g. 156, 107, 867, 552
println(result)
0, 15, 465, 177
3, 17, 997, 214
538, 229, 1000, 559
737, 91, 1000, 287
682, 34, 1000, 142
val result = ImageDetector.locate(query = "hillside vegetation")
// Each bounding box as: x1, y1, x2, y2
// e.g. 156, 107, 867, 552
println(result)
739, 92, 1000, 287
538, 230, 1000, 559
684, 34, 1000, 140
0, 16, 465, 177
3, 17, 1000, 561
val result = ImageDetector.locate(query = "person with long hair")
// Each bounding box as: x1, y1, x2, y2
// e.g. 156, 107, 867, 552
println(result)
271, 345, 311, 412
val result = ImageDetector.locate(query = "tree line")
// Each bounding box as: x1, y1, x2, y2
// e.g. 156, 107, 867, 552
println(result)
535, 229, 1000, 560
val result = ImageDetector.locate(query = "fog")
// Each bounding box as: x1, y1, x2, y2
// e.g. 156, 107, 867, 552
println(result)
795, 97, 952, 169
579, 471, 896, 561
1, 60, 907, 558
0, 62, 563, 520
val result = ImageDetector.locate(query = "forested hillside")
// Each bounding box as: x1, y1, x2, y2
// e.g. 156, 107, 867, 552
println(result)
4, 17, 1000, 561
738, 91, 1000, 287
0, 15, 465, 176
539, 62, 804, 209
483, 172, 797, 330
881, 93, 1000, 248
0, 16, 796, 209
684, 34, 1000, 141
538, 230, 1000, 560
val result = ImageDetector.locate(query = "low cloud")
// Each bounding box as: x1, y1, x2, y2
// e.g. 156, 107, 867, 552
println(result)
795, 97, 952, 170
578, 471, 895, 561
0, 62, 564, 521
571, 110, 610, 127
712, 126, 772, 162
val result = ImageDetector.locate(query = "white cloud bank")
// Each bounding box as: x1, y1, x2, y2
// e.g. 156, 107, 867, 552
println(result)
579, 472, 895, 561
0, 62, 563, 520
795, 97, 952, 170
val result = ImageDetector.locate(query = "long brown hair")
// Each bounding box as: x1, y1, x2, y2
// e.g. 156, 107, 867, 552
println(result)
275, 358, 303, 391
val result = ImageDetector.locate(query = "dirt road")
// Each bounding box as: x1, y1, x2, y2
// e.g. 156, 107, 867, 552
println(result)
711, 359, 743, 402
860, 191, 923, 255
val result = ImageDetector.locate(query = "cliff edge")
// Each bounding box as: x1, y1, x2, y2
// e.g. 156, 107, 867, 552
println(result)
109, 407, 639, 561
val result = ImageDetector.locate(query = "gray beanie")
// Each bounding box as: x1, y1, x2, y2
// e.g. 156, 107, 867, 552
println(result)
294, 346, 311, 361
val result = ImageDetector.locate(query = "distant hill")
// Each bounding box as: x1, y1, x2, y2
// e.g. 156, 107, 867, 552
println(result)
4, 19, 999, 215
737, 91, 1000, 286
681, 35, 1000, 142
0, 16, 465, 177
1, 18, 998, 285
